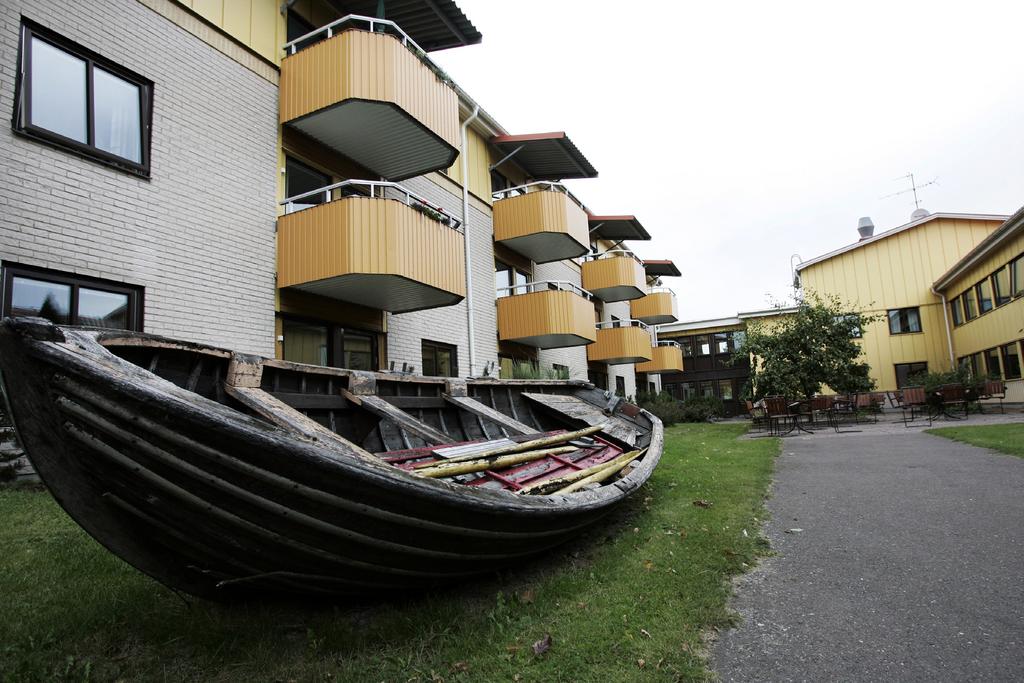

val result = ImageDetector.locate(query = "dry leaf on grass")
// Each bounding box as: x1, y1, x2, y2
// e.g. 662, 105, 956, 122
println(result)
692, 499, 713, 508
532, 633, 552, 656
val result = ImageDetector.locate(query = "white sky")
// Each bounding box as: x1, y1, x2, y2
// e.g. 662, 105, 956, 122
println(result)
432, 0, 1024, 320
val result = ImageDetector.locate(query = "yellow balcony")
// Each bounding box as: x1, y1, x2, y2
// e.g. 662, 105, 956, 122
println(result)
629, 289, 679, 325
280, 20, 460, 181
497, 282, 597, 348
492, 183, 589, 263
636, 342, 685, 374
277, 181, 465, 313
581, 251, 646, 302
587, 321, 653, 365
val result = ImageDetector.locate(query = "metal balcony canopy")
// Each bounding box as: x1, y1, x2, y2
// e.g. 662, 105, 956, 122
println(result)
326, 0, 482, 51
491, 132, 598, 180
587, 215, 651, 241
643, 260, 681, 277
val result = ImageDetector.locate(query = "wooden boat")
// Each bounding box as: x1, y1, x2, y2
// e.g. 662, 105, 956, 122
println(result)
0, 317, 662, 599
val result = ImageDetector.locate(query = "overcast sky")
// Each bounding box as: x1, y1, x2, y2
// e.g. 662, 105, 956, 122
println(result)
433, 0, 1024, 320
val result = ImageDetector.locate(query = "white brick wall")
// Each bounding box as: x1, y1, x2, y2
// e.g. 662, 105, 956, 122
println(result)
0, 0, 279, 355
602, 299, 642, 398
385, 175, 500, 378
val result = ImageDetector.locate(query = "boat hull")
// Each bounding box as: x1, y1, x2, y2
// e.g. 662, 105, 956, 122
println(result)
0, 318, 662, 599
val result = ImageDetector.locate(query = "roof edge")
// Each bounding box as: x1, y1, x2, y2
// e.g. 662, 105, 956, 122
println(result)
932, 205, 1024, 291
796, 212, 1009, 272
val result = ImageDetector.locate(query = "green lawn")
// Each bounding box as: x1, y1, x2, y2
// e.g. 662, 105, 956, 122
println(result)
0, 424, 777, 682
927, 422, 1024, 458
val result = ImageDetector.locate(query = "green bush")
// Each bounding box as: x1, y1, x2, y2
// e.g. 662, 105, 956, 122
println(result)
508, 360, 570, 380
636, 392, 723, 425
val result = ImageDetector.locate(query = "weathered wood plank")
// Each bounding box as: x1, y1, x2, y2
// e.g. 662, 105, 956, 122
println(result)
443, 395, 535, 436
522, 392, 639, 446
341, 389, 450, 445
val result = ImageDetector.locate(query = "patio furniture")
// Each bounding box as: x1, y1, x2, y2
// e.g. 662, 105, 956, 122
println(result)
899, 385, 931, 427
935, 384, 969, 420
787, 398, 816, 435
764, 396, 798, 436
853, 392, 879, 423
811, 394, 840, 432
746, 400, 767, 432
978, 379, 1006, 414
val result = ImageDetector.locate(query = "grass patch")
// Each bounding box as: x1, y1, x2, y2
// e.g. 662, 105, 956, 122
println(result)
927, 423, 1024, 458
0, 424, 777, 682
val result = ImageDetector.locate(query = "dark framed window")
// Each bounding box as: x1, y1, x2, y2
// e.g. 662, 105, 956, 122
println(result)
1002, 343, 1021, 380
2, 263, 143, 330
1010, 255, 1024, 299
894, 362, 928, 389
713, 332, 730, 354
280, 316, 378, 371
490, 170, 512, 195
679, 337, 694, 357
718, 380, 735, 401
614, 375, 626, 397
552, 363, 569, 378
285, 156, 332, 211
887, 307, 922, 335
422, 340, 457, 377
695, 335, 711, 355
950, 297, 964, 327
958, 352, 983, 379
495, 260, 529, 297
286, 9, 319, 52
992, 266, 1011, 307
983, 347, 1002, 379
13, 21, 152, 177
976, 278, 994, 314
962, 288, 978, 321
588, 365, 608, 390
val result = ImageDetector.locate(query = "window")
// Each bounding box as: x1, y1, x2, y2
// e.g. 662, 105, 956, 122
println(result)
695, 335, 711, 355
422, 340, 457, 377
286, 9, 320, 52
887, 307, 922, 335
1002, 343, 1021, 380
958, 352, 983, 379
976, 278, 994, 314
894, 362, 928, 389
719, 380, 734, 401
490, 170, 511, 195
588, 366, 608, 390
962, 288, 978, 321
992, 266, 1011, 307
1011, 255, 1024, 298
552, 363, 569, 378
2, 264, 143, 330
614, 376, 626, 397
679, 337, 694, 357
648, 381, 656, 394
285, 156, 331, 211
699, 381, 715, 398
281, 317, 379, 370
495, 260, 529, 296
950, 297, 964, 326
14, 21, 152, 176
983, 347, 1002, 379
714, 332, 730, 354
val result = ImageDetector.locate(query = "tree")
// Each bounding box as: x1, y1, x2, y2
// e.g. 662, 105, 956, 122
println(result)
735, 294, 880, 399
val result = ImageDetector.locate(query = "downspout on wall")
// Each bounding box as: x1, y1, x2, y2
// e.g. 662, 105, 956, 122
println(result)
933, 288, 956, 370
461, 104, 480, 377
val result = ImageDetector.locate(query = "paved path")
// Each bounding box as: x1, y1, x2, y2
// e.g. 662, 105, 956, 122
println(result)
714, 424, 1024, 682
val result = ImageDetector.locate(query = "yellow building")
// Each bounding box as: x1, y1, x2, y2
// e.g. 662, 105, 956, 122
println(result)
932, 206, 1024, 400
796, 211, 1013, 391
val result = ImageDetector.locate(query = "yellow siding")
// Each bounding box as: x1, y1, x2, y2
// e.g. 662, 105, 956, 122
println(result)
492, 190, 589, 244
799, 217, 1003, 389
445, 127, 492, 202
944, 231, 1024, 359
277, 197, 466, 297
587, 327, 653, 363
581, 256, 646, 294
279, 30, 460, 149
496, 291, 596, 344
630, 291, 679, 323
178, 0, 285, 64
636, 345, 685, 374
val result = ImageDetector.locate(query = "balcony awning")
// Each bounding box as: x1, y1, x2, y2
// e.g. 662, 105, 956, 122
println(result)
491, 132, 598, 180
327, 0, 482, 51
643, 260, 681, 277
588, 215, 651, 241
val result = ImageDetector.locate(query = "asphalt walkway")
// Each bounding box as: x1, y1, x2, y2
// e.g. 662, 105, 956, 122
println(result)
714, 423, 1024, 682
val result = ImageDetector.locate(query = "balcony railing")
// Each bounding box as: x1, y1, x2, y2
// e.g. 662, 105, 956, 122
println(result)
496, 280, 597, 349
636, 340, 685, 374
581, 249, 647, 302
491, 182, 590, 264
587, 319, 653, 364
629, 287, 679, 325
277, 180, 466, 313
279, 15, 460, 181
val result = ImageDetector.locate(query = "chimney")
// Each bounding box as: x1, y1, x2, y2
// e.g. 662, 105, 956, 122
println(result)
857, 217, 875, 241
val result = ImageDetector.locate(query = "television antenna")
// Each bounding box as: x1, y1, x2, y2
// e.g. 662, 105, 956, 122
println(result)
881, 172, 938, 210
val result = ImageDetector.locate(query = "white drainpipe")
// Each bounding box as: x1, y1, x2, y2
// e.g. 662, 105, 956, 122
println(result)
461, 105, 481, 377
933, 287, 955, 369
